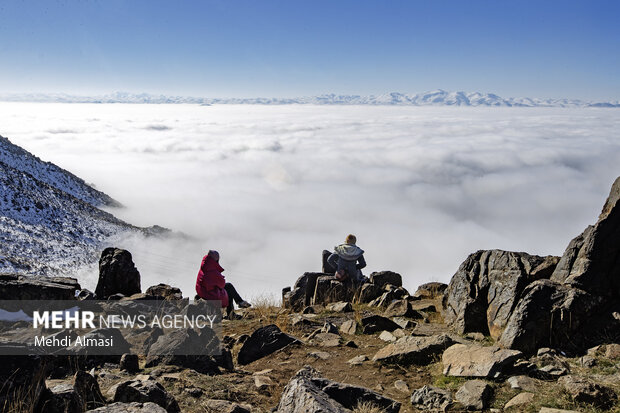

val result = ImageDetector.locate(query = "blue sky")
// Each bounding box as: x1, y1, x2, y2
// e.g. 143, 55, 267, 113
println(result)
0, 0, 618, 100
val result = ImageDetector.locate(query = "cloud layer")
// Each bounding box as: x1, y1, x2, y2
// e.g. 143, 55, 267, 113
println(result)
2, 103, 619, 300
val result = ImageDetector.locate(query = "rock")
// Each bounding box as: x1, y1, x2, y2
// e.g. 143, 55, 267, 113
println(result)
391, 317, 416, 329
360, 315, 401, 334
498, 279, 603, 354
254, 375, 274, 391
539, 408, 581, 413
214, 348, 235, 371
455, 380, 493, 410
321, 321, 339, 334
442, 344, 522, 379
339, 319, 357, 335
86, 402, 167, 413
202, 399, 252, 413
507, 375, 540, 392
551, 176, 620, 298
464, 332, 485, 341
96, 248, 141, 299
73, 370, 106, 410
414, 282, 448, 299
580, 355, 597, 367
347, 355, 368, 365
344, 340, 358, 348
40, 383, 84, 413
410, 385, 452, 411
0, 274, 80, 300
357, 283, 384, 304
120, 354, 140, 373
309, 351, 331, 360
77, 289, 96, 300
237, 324, 299, 365
274, 366, 400, 413
379, 331, 397, 342
291, 314, 322, 328
373, 334, 454, 366
504, 392, 535, 409
326, 301, 353, 312
114, 377, 180, 413
283, 273, 322, 311
313, 276, 356, 306
394, 380, 410, 393
443, 249, 559, 339
557, 375, 617, 408
312, 333, 341, 347
383, 299, 423, 319
144, 284, 182, 300
530, 349, 570, 379
369, 271, 402, 288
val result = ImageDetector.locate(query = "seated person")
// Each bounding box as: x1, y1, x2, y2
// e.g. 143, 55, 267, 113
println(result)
326, 234, 366, 283
195, 250, 251, 318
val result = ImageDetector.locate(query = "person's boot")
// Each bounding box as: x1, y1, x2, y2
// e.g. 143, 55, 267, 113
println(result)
238, 300, 251, 309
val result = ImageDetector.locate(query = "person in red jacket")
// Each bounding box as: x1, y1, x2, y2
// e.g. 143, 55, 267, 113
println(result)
195, 250, 251, 317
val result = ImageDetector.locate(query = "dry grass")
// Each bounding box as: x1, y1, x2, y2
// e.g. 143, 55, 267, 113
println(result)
352, 401, 387, 413
245, 293, 291, 332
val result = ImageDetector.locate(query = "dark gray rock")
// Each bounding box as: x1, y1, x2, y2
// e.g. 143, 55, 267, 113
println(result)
144, 284, 182, 300
558, 375, 617, 409
120, 354, 140, 373
360, 315, 401, 334
326, 301, 353, 313
237, 324, 299, 365
274, 366, 400, 413
369, 271, 402, 288
96, 248, 141, 299
312, 276, 356, 306
372, 334, 454, 366
414, 282, 448, 299
73, 370, 106, 410
282, 272, 322, 311
38, 383, 84, 413
410, 385, 452, 411
383, 299, 423, 319
0, 274, 80, 300
77, 289, 96, 300
114, 377, 180, 413
86, 402, 167, 412
357, 282, 384, 303
442, 249, 559, 339
455, 380, 493, 410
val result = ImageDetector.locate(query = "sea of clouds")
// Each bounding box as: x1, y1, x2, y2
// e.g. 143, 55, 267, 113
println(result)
1, 103, 619, 301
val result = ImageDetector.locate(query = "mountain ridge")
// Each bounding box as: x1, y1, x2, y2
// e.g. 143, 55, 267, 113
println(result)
1, 89, 618, 107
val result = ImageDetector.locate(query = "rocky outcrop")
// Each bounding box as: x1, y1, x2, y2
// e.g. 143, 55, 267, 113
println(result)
313, 276, 356, 305
442, 344, 522, 379
369, 271, 402, 288
373, 334, 454, 366
237, 324, 299, 365
282, 272, 322, 311
96, 248, 141, 299
274, 366, 401, 413
414, 282, 448, 299
410, 385, 452, 411
0, 274, 80, 300
144, 284, 182, 300
114, 376, 180, 413
442, 249, 559, 339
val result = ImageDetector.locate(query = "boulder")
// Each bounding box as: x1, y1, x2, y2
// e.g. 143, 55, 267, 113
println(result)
347, 355, 368, 365
237, 324, 299, 365
360, 315, 401, 334
373, 334, 454, 366
369, 271, 402, 288
357, 283, 384, 303
384, 299, 423, 319
282, 272, 322, 311
96, 248, 141, 299
504, 392, 535, 409
339, 320, 357, 335
87, 402, 167, 412
39, 383, 84, 413
114, 377, 180, 413
557, 375, 617, 409
506, 375, 540, 392
144, 284, 182, 300
550, 176, 620, 298
274, 366, 401, 413
393, 380, 409, 393
313, 276, 356, 306
120, 354, 140, 373
311, 333, 341, 347
443, 249, 559, 339
73, 370, 106, 410
498, 279, 603, 354
414, 282, 448, 299
410, 385, 452, 411
202, 399, 252, 413
0, 274, 80, 300
326, 301, 353, 312
455, 380, 493, 410
442, 344, 522, 379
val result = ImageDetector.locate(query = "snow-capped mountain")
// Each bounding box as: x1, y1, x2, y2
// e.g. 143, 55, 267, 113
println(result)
0, 90, 618, 107
0, 135, 162, 275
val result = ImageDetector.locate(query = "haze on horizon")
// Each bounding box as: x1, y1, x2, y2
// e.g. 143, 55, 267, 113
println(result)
0, 1, 619, 101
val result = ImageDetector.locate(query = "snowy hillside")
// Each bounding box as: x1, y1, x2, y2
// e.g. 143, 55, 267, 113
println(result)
0, 90, 618, 107
0, 135, 161, 276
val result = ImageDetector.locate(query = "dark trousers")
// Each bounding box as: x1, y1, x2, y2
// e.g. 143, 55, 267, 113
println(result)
224, 282, 243, 315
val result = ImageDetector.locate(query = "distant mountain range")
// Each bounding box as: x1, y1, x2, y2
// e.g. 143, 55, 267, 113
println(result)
0, 135, 165, 276
1, 90, 618, 107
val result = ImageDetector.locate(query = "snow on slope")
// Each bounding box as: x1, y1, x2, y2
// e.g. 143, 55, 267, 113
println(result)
0, 90, 618, 107
0, 135, 157, 276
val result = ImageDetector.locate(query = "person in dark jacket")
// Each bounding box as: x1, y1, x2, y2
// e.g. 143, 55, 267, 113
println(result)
327, 234, 366, 283
195, 250, 251, 317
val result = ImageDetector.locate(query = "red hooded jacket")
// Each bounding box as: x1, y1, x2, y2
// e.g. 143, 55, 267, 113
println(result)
195, 255, 229, 307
